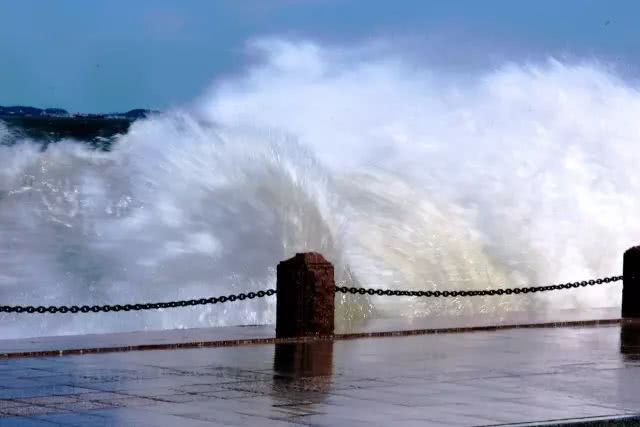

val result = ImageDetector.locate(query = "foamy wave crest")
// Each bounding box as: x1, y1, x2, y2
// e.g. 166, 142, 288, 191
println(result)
0, 39, 638, 338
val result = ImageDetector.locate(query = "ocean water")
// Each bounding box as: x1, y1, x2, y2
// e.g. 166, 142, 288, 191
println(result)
0, 40, 637, 339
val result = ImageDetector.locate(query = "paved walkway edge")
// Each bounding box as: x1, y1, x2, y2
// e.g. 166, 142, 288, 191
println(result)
0, 317, 634, 360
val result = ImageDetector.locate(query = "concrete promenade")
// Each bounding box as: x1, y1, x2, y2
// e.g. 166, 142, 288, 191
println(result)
0, 308, 625, 358
0, 312, 639, 425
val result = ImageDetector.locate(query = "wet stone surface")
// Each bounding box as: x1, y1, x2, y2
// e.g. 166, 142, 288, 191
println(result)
0, 324, 639, 425
0, 307, 625, 358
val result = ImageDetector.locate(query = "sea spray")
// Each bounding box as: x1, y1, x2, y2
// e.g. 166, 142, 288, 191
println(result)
0, 39, 637, 338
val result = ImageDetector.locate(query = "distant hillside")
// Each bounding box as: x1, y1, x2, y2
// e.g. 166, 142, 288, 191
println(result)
0, 106, 61, 116
0, 105, 158, 147
0, 105, 158, 120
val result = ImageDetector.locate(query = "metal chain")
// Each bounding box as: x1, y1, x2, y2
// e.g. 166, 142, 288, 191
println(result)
0, 274, 626, 314
335, 275, 624, 297
0, 289, 276, 314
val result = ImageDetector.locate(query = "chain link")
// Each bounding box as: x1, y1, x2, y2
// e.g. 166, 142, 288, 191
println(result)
0, 275, 626, 314
0, 289, 276, 314
335, 275, 624, 297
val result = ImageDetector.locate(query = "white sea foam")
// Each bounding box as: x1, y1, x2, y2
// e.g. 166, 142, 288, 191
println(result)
0, 39, 637, 338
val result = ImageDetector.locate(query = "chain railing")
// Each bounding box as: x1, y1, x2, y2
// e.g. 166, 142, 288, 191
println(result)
0, 275, 625, 315
335, 275, 624, 297
0, 289, 276, 314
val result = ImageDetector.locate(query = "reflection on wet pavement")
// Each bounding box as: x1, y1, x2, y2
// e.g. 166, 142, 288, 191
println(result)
274, 341, 333, 378
273, 341, 334, 401
620, 323, 640, 363
0, 325, 639, 425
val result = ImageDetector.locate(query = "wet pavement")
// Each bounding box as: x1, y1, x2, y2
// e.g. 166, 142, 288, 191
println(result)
0, 308, 623, 358
0, 323, 640, 425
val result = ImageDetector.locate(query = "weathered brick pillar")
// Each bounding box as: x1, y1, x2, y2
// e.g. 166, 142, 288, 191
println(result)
622, 246, 640, 318
276, 253, 335, 338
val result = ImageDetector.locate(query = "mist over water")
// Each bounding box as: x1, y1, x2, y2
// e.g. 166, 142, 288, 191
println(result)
1, 39, 637, 339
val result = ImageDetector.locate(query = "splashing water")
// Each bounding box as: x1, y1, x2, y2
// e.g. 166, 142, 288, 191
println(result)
0, 39, 638, 338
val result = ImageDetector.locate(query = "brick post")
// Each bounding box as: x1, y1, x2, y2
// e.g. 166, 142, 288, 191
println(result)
276, 253, 335, 338
623, 246, 640, 318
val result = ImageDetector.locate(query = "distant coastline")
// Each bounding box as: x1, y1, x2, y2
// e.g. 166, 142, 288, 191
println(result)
0, 105, 157, 120
0, 105, 158, 146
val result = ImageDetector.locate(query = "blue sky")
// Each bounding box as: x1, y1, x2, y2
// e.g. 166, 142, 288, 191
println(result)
1, 0, 639, 112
